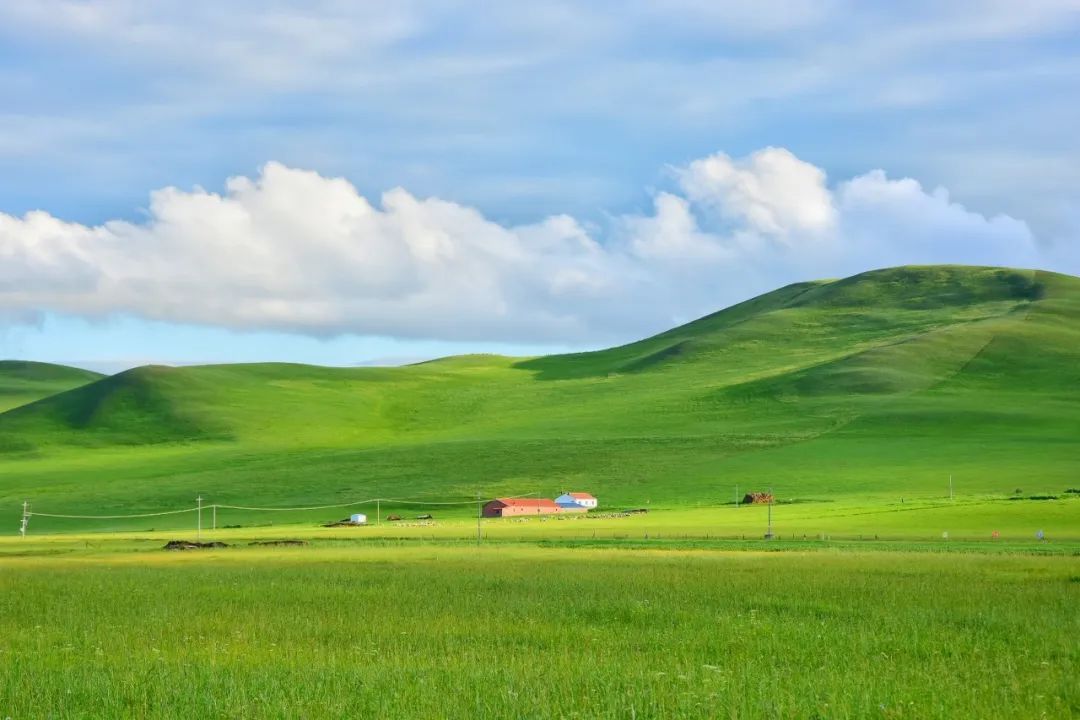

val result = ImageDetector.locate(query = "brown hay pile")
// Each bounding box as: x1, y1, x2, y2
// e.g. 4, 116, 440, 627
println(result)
741, 492, 774, 505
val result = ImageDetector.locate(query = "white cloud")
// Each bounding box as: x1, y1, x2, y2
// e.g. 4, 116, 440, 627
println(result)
0, 148, 1053, 344
623, 193, 731, 262
2, 1, 1078, 251
0, 1, 420, 91
835, 170, 1038, 269
676, 147, 836, 239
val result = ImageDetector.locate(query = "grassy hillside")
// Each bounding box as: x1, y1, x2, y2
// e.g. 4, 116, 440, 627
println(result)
0, 360, 103, 413
2, 265, 1079, 531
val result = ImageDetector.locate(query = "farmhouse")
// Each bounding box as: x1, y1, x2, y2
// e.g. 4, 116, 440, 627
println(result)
482, 498, 585, 517
350, 513, 368, 524
555, 492, 598, 510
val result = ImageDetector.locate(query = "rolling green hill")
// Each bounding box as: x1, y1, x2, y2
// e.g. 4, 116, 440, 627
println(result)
0, 361, 103, 414
2, 265, 1079, 530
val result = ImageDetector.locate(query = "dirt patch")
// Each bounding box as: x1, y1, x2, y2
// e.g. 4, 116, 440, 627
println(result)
163, 540, 229, 551
249, 540, 307, 547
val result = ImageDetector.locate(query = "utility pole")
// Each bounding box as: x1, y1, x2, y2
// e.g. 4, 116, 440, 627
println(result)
949, 474, 954, 501
765, 488, 774, 540
476, 492, 482, 546
19, 500, 29, 539
735, 484, 739, 508
197, 495, 203, 542
212, 504, 217, 531
377, 497, 381, 527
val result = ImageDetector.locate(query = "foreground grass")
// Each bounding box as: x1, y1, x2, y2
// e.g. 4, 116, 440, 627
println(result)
1, 545, 1076, 719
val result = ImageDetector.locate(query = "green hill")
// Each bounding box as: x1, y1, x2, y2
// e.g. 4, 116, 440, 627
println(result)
2, 265, 1079, 528
0, 361, 103, 414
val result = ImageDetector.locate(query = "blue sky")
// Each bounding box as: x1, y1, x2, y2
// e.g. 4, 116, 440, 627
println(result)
1, 1, 1078, 372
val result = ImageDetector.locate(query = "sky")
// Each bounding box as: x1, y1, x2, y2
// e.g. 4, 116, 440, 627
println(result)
1, 1, 1078, 373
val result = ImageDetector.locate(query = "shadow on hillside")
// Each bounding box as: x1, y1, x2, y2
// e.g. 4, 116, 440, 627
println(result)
512, 354, 611, 381
0, 365, 234, 451
514, 340, 694, 381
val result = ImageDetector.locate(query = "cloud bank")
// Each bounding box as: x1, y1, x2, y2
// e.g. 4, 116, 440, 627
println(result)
0, 147, 1053, 344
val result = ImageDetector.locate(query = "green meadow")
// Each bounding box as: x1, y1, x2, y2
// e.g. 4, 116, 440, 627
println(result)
0, 361, 102, 414
1, 266, 1079, 535
1, 265, 1078, 718
1, 544, 1076, 719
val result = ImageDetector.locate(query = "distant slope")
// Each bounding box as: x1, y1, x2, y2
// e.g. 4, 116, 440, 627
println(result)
515, 266, 1044, 379
0, 361, 103, 413
2, 265, 1079, 516
0, 365, 233, 449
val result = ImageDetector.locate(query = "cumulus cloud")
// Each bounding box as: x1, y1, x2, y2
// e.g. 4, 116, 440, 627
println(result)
0, 148, 1050, 344
676, 147, 836, 239
835, 171, 1039, 270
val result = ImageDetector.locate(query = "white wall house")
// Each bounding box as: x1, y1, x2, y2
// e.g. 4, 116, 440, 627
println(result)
555, 492, 598, 509
350, 513, 368, 524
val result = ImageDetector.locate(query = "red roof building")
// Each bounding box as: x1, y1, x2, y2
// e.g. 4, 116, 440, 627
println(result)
482, 497, 584, 517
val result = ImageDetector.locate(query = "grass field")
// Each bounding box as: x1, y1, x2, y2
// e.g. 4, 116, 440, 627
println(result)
1, 543, 1077, 719
2, 265, 1079, 718
2, 266, 1079, 534
14, 496, 1080, 544
0, 360, 102, 414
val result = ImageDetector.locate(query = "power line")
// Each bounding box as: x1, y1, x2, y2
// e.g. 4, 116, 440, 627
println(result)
24, 493, 523, 521
212, 500, 376, 512
28, 508, 198, 519
386, 497, 508, 506
212, 496, 490, 512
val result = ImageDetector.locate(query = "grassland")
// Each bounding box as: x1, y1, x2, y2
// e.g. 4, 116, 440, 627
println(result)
1, 265, 1078, 718
1, 265, 1077, 536
1, 543, 1076, 719
12, 495, 1080, 546
0, 360, 101, 413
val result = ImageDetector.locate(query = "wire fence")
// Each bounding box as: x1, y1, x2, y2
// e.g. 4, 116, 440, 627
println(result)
26, 508, 199, 520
